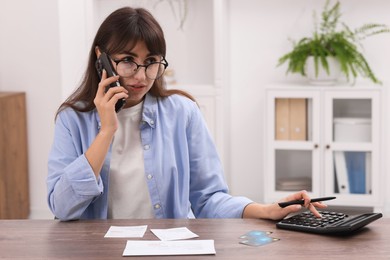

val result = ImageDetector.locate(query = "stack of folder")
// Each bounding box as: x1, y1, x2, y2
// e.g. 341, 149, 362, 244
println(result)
275, 98, 307, 141
334, 151, 370, 194
276, 177, 312, 192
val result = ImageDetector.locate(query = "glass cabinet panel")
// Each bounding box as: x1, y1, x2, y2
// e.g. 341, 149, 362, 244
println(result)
332, 99, 372, 143
274, 98, 313, 141
333, 151, 372, 194
275, 150, 312, 192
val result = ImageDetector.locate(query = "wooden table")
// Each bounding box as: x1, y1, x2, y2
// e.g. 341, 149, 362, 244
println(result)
0, 218, 389, 259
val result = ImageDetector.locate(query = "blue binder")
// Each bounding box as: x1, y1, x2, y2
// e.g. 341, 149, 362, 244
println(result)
344, 152, 366, 194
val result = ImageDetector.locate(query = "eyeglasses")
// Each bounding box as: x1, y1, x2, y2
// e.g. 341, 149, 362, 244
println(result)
112, 56, 168, 80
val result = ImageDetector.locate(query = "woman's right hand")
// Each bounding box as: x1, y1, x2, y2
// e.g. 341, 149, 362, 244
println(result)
94, 69, 128, 134
86, 70, 128, 177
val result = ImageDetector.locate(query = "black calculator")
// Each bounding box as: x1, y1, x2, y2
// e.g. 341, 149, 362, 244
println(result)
276, 211, 382, 234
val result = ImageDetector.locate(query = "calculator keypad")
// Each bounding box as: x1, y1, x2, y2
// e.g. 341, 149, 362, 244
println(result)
280, 211, 348, 228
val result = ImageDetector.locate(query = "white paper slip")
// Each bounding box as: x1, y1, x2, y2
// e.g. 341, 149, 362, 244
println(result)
104, 225, 147, 238
150, 227, 199, 241
122, 240, 216, 256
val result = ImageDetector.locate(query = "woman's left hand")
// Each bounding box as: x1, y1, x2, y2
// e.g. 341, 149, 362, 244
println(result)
243, 190, 328, 220
270, 190, 328, 220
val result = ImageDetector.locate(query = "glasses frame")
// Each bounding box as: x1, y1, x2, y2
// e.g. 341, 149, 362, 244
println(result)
111, 56, 169, 80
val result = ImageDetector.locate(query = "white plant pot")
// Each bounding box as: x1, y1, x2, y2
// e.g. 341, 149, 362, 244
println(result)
305, 56, 341, 85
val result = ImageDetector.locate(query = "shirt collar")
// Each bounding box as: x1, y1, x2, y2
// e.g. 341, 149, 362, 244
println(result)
94, 93, 158, 130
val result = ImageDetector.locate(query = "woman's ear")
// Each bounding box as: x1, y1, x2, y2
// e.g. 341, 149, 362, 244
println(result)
95, 46, 101, 58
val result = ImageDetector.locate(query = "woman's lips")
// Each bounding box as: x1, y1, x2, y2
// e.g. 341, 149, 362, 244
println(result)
127, 85, 145, 91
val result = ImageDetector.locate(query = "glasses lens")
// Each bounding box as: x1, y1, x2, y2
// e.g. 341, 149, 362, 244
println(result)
116, 61, 137, 78
146, 63, 166, 80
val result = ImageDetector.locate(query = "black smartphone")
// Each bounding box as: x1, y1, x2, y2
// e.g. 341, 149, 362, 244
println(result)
95, 52, 126, 112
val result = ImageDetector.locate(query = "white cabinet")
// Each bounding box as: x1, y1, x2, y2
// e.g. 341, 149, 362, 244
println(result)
264, 85, 383, 210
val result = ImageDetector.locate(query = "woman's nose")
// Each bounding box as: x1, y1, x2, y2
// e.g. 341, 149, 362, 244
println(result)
132, 66, 147, 81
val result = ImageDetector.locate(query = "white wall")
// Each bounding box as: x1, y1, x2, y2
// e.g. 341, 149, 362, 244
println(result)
0, 0, 62, 218
1, 0, 389, 218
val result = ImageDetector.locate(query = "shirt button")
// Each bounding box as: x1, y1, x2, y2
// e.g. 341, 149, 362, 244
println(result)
144, 144, 150, 150
150, 120, 154, 125
147, 174, 153, 180
154, 204, 161, 209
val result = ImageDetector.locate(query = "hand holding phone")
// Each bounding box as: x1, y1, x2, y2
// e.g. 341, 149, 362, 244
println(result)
95, 52, 126, 112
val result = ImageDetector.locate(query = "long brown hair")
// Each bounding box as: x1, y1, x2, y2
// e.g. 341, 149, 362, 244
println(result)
56, 7, 194, 117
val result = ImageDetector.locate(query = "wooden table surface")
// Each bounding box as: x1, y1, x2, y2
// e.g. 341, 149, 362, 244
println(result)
0, 218, 389, 259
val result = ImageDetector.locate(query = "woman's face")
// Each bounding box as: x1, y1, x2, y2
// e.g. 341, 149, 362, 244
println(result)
110, 41, 162, 108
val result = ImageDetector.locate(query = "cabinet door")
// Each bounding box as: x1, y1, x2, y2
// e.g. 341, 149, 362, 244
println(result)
323, 90, 381, 207
0, 92, 29, 219
265, 89, 321, 203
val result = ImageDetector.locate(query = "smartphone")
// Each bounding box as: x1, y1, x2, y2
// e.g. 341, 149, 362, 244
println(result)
95, 52, 126, 112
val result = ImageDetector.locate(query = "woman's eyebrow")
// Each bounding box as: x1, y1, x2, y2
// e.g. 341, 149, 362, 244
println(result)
119, 51, 155, 57
119, 50, 137, 56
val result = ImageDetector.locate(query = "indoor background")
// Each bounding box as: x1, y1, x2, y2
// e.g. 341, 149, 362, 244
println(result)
1, 0, 389, 219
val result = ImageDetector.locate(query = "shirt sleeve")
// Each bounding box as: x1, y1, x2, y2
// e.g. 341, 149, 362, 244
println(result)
186, 102, 253, 218
47, 110, 103, 221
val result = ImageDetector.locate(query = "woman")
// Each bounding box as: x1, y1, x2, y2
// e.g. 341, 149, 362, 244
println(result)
47, 7, 327, 221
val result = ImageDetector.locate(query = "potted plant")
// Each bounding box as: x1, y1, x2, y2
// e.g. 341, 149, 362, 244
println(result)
277, 0, 389, 85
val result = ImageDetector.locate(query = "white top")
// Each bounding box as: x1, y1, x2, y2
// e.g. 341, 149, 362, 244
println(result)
108, 101, 154, 219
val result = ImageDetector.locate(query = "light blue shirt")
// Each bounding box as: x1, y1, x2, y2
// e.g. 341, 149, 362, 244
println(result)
47, 93, 252, 221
